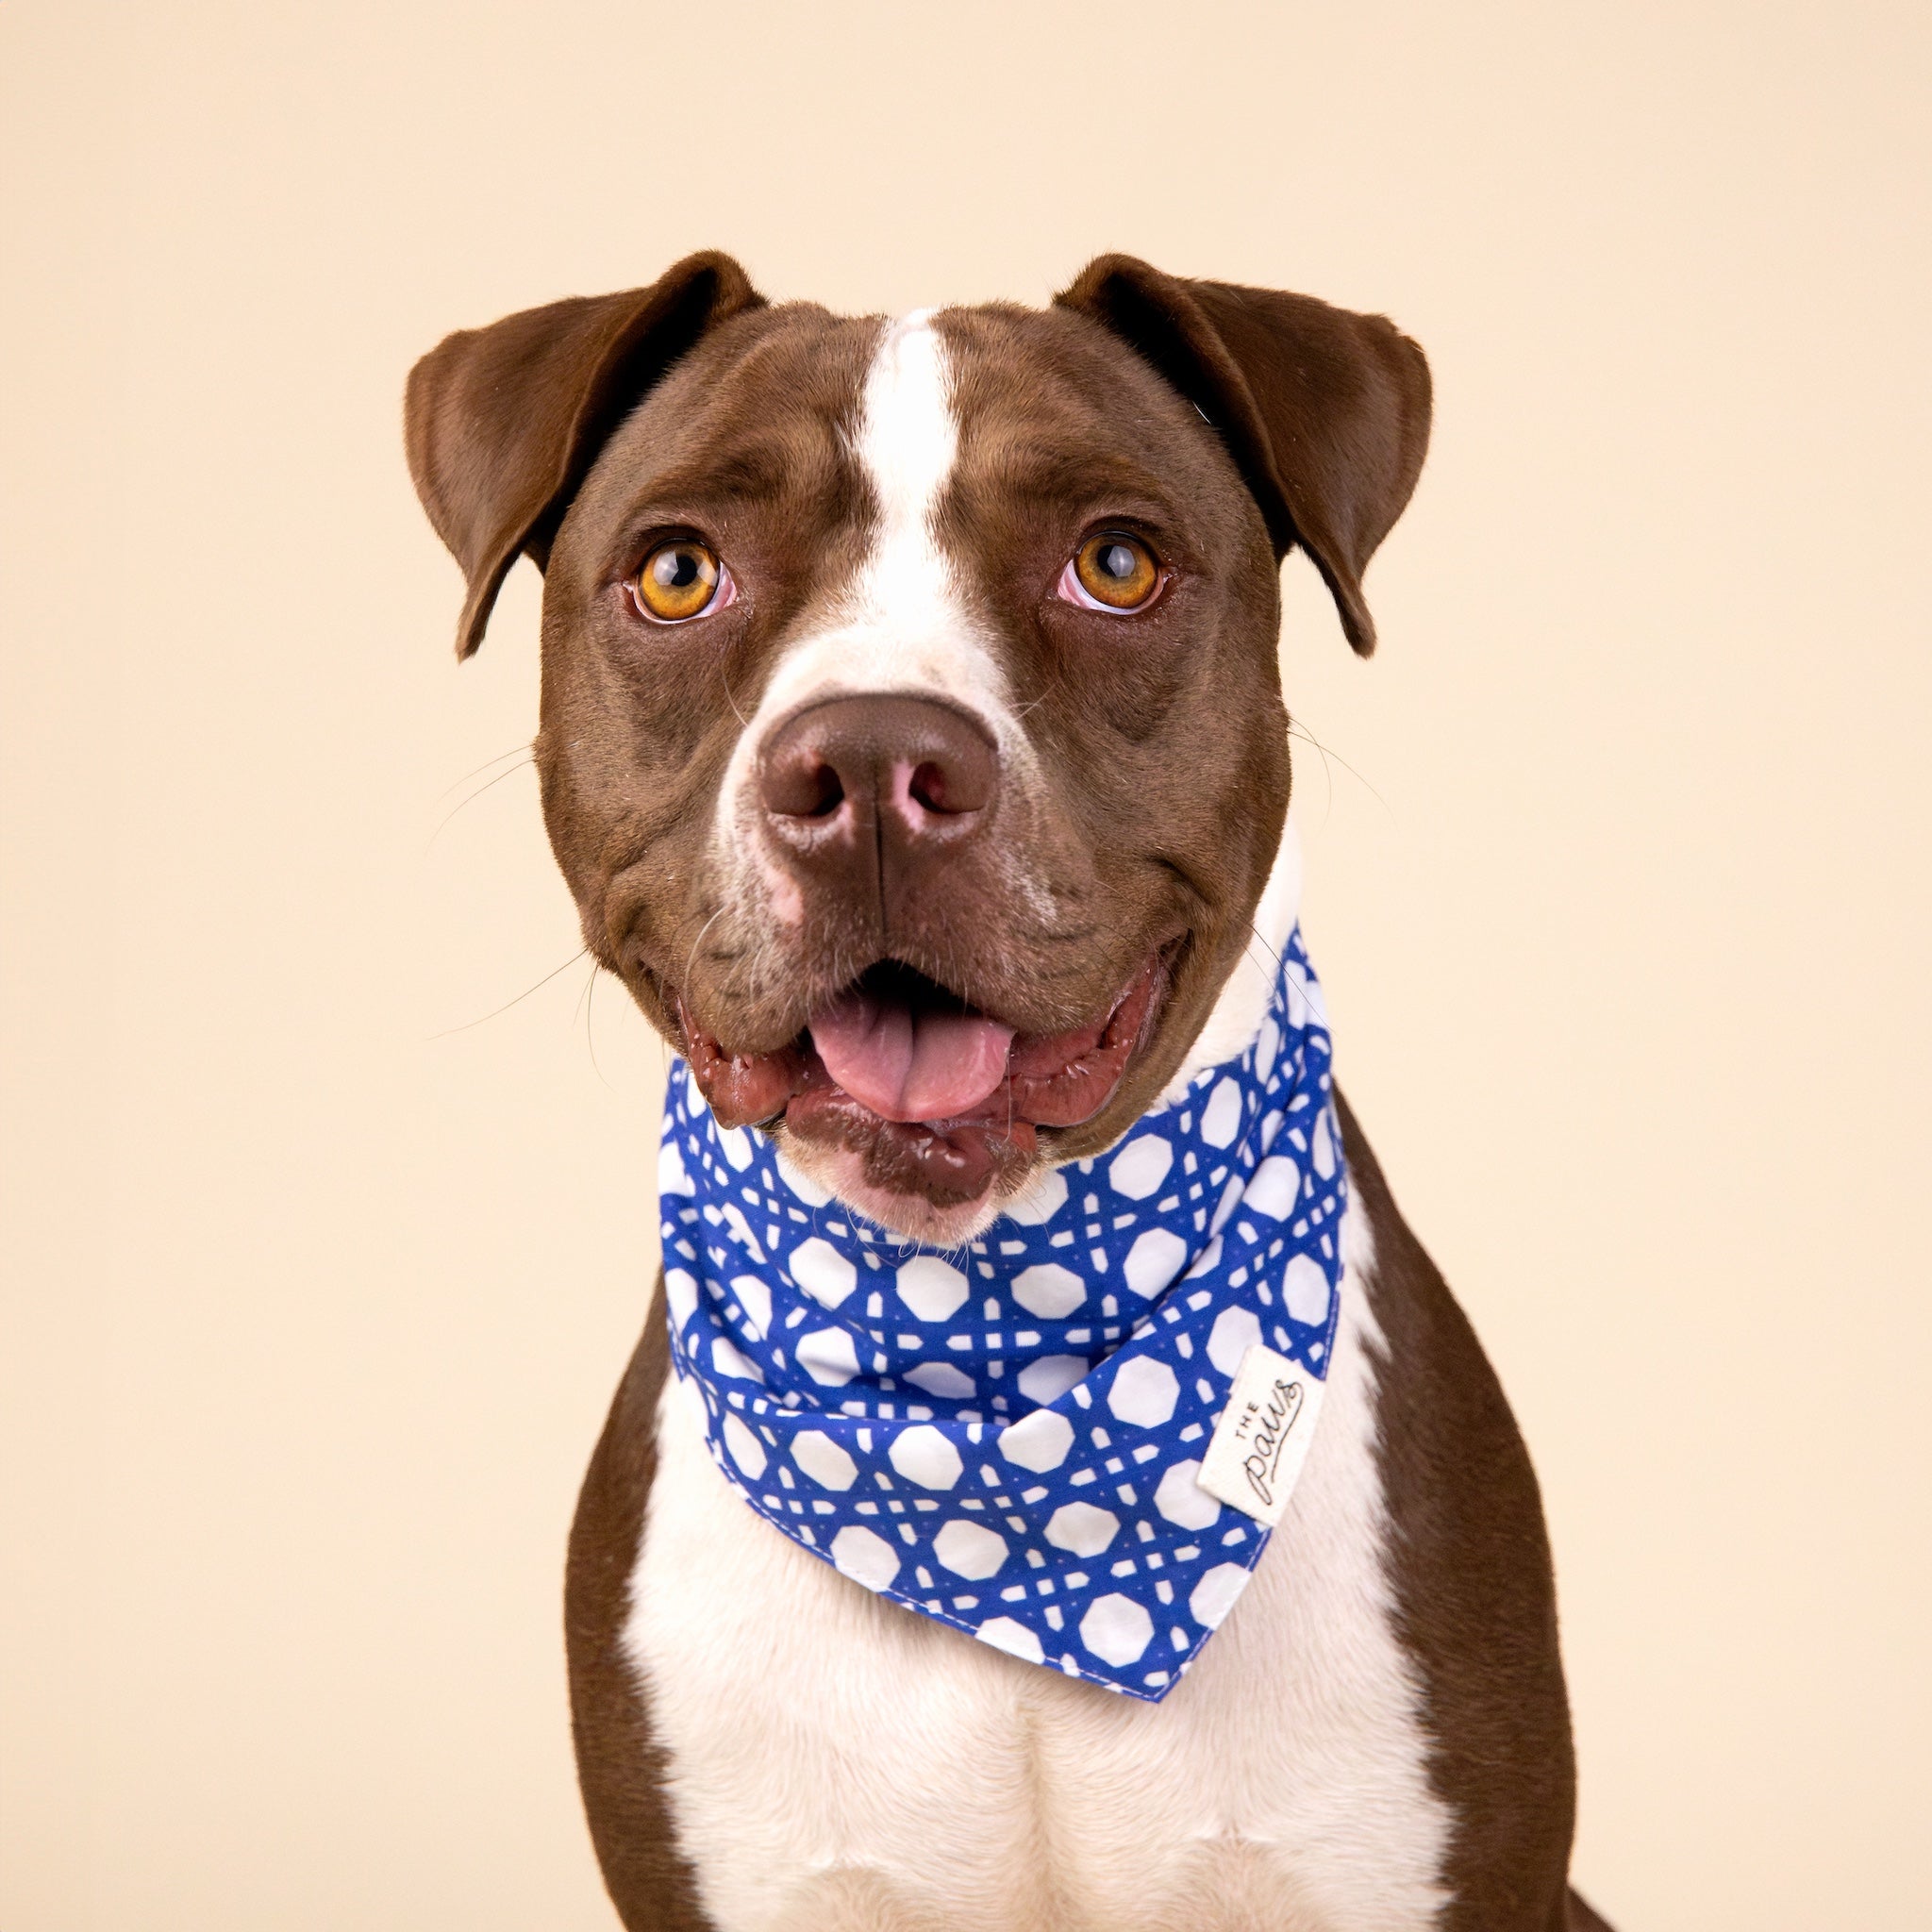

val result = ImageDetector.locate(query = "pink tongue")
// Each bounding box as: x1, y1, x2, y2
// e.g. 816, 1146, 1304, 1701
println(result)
809, 994, 1015, 1124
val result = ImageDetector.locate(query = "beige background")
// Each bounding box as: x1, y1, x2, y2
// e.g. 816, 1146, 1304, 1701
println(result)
4, 2, 1927, 1926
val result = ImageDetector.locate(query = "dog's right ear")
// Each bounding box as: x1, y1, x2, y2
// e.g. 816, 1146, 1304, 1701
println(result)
404, 251, 765, 659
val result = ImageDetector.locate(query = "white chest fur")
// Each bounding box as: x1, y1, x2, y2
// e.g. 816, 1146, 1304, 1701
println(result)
624, 1195, 1452, 1932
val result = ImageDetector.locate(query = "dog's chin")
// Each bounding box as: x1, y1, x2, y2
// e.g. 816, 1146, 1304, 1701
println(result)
675, 947, 1175, 1245
771, 1129, 1029, 1245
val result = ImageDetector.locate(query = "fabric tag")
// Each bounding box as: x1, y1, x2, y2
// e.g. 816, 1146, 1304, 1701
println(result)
1198, 1342, 1327, 1526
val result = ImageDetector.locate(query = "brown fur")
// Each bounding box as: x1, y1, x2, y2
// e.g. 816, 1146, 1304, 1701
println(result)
401, 256, 1431, 1216
405, 251, 765, 661
1055, 258, 1432, 657
406, 253, 1608, 1929
564, 1298, 713, 1929
1342, 1093, 1590, 1931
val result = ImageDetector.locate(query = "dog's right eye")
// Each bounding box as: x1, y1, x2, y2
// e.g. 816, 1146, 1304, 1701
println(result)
632, 541, 733, 623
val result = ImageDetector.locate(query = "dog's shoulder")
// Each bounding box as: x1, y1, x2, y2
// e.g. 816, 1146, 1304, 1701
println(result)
565, 1297, 714, 1929
1341, 1094, 1579, 1930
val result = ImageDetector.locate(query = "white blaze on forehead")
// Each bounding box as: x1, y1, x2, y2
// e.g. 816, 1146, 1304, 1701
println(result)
857, 308, 959, 630
726, 310, 1012, 744
712, 308, 1027, 885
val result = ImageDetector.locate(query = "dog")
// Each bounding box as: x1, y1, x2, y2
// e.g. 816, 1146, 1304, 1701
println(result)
406, 253, 1608, 1932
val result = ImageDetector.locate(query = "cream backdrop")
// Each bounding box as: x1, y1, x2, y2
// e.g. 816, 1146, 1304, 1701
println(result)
4, 3, 1927, 1927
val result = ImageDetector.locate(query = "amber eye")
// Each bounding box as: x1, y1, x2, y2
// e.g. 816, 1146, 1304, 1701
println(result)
633, 541, 726, 622
1066, 532, 1160, 611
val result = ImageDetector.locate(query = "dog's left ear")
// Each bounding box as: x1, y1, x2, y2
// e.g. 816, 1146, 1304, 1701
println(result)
1056, 256, 1430, 656
405, 251, 765, 659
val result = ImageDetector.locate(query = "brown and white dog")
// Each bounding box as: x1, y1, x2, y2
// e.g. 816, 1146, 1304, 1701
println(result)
406, 254, 1607, 1932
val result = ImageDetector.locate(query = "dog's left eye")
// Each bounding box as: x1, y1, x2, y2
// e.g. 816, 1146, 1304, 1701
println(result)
1059, 532, 1162, 613
632, 541, 734, 623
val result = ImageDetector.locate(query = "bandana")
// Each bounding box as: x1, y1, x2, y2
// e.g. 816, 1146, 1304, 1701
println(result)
658, 926, 1345, 1701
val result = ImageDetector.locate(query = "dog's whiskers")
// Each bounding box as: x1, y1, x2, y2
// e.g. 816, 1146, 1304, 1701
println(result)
575, 958, 615, 1090
431, 947, 590, 1038
436, 740, 536, 801
1286, 720, 1391, 827
428, 754, 537, 846
682, 909, 728, 1021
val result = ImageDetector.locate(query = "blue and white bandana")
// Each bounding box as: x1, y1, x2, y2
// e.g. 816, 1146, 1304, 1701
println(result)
658, 926, 1346, 1701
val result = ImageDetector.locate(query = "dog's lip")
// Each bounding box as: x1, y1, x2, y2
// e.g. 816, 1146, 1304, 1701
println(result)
673, 944, 1178, 1144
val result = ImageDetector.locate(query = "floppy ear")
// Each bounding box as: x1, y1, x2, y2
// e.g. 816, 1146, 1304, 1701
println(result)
1056, 255, 1430, 656
404, 250, 765, 659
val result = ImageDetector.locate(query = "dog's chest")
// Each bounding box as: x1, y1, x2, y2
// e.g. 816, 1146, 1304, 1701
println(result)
624, 1206, 1452, 1932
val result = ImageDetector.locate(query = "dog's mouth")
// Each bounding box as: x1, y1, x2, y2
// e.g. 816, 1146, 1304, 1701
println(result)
675, 947, 1174, 1214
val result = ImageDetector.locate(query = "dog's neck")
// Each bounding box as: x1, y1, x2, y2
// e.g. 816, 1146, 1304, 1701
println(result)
1169, 816, 1304, 1099
657, 890, 1346, 1701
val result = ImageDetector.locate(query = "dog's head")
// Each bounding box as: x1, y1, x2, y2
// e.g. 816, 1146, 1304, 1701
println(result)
407, 255, 1428, 1242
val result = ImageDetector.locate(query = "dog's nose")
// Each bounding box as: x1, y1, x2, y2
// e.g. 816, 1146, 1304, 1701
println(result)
758, 694, 999, 892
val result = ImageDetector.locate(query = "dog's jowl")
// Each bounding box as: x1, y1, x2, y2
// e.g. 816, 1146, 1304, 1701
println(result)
407, 254, 1607, 1932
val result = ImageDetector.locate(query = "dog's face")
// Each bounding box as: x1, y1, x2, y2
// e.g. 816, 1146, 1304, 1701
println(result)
541, 301, 1289, 1242
408, 256, 1428, 1241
